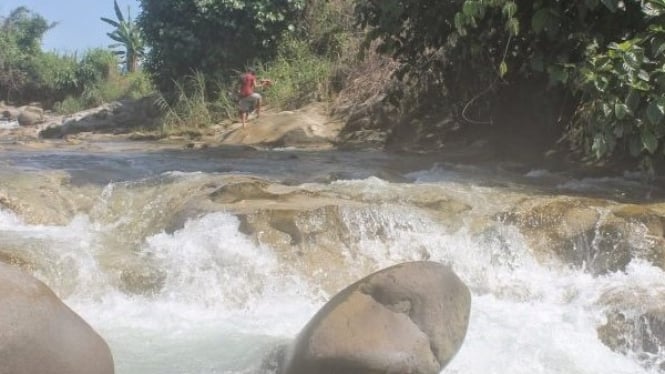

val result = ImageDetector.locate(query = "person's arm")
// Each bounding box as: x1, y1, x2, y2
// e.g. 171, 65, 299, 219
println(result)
258, 78, 273, 88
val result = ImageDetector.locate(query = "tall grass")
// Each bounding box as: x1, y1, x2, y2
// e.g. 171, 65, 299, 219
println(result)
154, 72, 223, 134
258, 37, 332, 110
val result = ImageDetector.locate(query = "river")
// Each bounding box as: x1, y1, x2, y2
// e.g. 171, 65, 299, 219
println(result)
0, 142, 663, 373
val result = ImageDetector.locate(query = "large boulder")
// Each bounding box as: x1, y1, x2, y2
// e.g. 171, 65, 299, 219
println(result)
280, 261, 471, 374
17, 109, 43, 127
0, 262, 114, 374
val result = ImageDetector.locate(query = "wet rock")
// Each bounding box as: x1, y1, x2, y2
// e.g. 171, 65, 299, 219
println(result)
18, 109, 44, 126
280, 262, 471, 374
0, 262, 114, 374
210, 180, 276, 203
40, 98, 160, 139
119, 262, 166, 296
2, 107, 20, 121
598, 309, 665, 370
498, 198, 665, 274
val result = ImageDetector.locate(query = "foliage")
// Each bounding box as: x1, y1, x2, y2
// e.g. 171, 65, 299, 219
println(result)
137, 0, 306, 92
154, 72, 214, 133
356, 0, 665, 164
101, 0, 145, 73
1, 7, 56, 53
571, 1, 665, 169
54, 70, 155, 114
259, 37, 332, 110
0, 7, 55, 101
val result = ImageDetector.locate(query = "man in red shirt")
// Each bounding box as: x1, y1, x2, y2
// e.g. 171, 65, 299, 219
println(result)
238, 68, 271, 128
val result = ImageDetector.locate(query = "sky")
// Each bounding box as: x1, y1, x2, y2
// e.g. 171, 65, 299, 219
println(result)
1, 0, 140, 53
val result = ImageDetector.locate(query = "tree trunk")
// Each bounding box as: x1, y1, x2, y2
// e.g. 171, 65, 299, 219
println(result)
127, 51, 137, 73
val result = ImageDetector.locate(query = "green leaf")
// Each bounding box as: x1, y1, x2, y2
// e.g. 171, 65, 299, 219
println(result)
625, 90, 641, 112
642, 129, 659, 154
531, 8, 550, 33
463, 1, 479, 17
454, 12, 466, 33
502, 2, 518, 18
638, 69, 650, 82
499, 61, 508, 77
548, 65, 568, 84
629, 136, 643, 156
113, 0, 125, 23
615, 103, 630, 119
647, 100, 665, 125
623, 51, 641, 70
600, 0, 619, 12
100, 17, 120, 27
602, 102, 613, 118
506, 18, 520, 36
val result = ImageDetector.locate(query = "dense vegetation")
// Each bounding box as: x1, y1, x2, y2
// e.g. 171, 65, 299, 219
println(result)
356, 0, 665, 167
0, 6, 152, 113
139, 0, 356, 132
137, 0, 306, 92
3, 0, 664, 168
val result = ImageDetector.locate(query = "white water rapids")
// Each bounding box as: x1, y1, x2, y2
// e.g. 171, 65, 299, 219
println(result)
0, 147, 664, 373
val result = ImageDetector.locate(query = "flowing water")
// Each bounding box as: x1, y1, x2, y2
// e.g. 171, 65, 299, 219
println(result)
0, 142, 664, 373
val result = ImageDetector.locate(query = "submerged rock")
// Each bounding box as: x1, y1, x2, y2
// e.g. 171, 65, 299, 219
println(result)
280, 261, 471, 374
501, 197, 665, 274
0, 262, 114, 374
17, 109, 43, 127
598, 309, 665, 370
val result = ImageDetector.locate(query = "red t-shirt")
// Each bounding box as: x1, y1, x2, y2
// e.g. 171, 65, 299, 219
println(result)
240, 73, 256, 97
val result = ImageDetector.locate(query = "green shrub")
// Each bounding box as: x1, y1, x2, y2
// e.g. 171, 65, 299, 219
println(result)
260, 37, 332, 110
54, 96, 85, 114
154, 72, 212, 134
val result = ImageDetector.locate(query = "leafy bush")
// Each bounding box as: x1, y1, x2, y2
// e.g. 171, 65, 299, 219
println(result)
138, 0, 306, 92
154, 72, 212, 133
570, 4, 665, 168
356, 0, 665, 165
53, 96, 85, 115
260, 37, 332, 110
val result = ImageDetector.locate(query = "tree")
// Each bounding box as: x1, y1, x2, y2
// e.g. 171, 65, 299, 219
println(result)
356, 0, 665, 166
101, 0, 145, 73
137, 0, 305, 92
0, 7, 56, 101
1, 7, 56, 52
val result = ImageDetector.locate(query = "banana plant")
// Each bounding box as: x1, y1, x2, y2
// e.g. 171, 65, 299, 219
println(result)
101, 0, 144, 72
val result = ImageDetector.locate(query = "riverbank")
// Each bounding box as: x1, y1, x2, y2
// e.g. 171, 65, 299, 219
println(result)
1, 97, 664, 197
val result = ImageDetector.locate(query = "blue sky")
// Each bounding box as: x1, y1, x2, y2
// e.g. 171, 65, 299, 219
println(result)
1, 0, 140, 53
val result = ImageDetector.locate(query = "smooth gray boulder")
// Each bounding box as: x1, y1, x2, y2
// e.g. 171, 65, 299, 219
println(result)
17, 110, 43, 127
280, 261, 471, 374
0, 262, 114, 374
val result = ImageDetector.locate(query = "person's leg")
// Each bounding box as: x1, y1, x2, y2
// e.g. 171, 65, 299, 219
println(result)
239, 98, 250, 127
252, 93, 262, 118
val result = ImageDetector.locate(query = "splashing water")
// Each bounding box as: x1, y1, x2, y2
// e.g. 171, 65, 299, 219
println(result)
1, 150, 664, 373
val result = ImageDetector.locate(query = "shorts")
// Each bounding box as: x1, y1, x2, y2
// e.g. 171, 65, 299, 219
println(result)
238, 93, 261, 113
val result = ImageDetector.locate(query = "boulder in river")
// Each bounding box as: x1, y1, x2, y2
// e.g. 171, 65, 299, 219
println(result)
279, 261, 471, 374
0, 262, 114, 374
17, 109, 44, 127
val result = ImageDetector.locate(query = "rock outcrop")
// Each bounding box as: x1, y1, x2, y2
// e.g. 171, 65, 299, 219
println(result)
40, 96, 161, 138
499, 197, 665, 274
17, 106, 44, 127
280, 261, 471, 374
0, 262, 114, 374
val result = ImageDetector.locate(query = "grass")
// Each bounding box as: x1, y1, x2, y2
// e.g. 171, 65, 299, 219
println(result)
259, 37, 333, 110
54, 70, 155, 115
